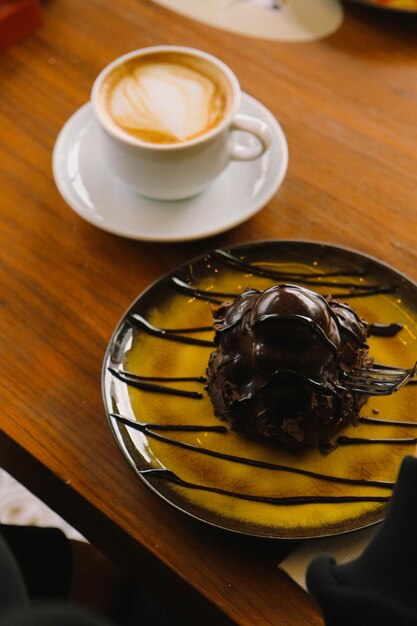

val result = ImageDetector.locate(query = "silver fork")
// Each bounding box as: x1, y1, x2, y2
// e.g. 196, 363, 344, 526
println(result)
341, 362, 417, 396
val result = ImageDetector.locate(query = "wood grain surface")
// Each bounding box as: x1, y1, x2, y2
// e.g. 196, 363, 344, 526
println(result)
1, 1, 417, 624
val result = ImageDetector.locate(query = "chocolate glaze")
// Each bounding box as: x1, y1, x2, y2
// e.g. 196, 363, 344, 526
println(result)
206, 285, 371, 450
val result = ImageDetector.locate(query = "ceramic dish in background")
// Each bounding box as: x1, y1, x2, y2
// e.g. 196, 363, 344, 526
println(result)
102, 240, 417, 539
348, 0, 417, 11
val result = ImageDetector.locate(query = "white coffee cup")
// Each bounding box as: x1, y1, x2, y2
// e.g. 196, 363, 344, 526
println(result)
91, 45, 273, 201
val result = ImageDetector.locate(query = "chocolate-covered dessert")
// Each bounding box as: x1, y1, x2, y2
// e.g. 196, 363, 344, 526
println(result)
206, 284, 371, 451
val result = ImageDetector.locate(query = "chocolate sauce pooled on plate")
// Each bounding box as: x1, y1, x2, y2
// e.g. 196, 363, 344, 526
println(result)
206, 284, 371, 451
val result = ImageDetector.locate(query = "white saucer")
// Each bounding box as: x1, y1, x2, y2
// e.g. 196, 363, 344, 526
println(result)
52, 94, 288, 242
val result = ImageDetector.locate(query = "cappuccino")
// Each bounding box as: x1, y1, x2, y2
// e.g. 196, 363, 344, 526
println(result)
97, 52, 233, 145
91, 46, 273, 200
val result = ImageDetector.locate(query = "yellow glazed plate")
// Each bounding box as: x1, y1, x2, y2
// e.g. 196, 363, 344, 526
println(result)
102, 241, 417, 539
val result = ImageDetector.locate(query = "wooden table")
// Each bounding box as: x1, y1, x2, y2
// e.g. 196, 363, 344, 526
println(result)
1, 2, 417, 624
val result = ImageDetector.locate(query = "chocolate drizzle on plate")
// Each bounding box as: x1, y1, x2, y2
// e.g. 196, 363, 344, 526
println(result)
337, 435, 417, 447
129, 313, 215, 346
171, 276, 396, 303
110, 413, 394, 492
138, 468, 390, 506
359, 416, 417, 427
212, 249, 397, 296
368, 323, 403, 337
109, 367, 206, 399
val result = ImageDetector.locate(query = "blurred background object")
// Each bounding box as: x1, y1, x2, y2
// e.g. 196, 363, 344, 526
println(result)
152, 0, 344, 42
0, 0, 42, 52
0, 468, 85, 541
348, 0, 417, 11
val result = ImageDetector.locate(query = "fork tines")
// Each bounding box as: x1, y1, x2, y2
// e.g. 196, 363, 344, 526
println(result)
341, 362, 417, 396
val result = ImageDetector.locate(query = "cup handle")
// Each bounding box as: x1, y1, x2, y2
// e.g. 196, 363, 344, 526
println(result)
229, 113, 272, 161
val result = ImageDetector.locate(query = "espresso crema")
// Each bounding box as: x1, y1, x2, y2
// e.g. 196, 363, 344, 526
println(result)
98, 52, 232, 144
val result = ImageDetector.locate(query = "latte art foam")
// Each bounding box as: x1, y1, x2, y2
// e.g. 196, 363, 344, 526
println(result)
100, 54, 231, 144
